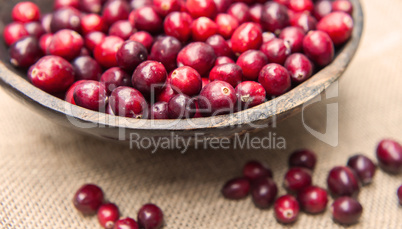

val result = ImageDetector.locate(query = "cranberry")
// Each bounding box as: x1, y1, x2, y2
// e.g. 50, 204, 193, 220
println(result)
215, 56, 235, 65
130, 0, 153, 10
262, 31, 276, 43
48, 29, 84, 61
100, 67, 131, 95
249, 4, 263, 24
116, 40, 148, 72
213, 0, 232, 13
71, 56, 101, 81
260, 38, 291, 65
94, 35, 124, 68
9, 36, 42, 68
85, 31, 106, 51
12, 1, 41, 23
331, 197, 363, 225
38, 34, 52, 54
251, 177, 278, 209
327, 166, 360, 197
284, 167, 312, 193
24, 22, 46, 40
347, 154, 376, 185
153, 0, 181, 17
81, 14, 105, 35
243, 160, 273, 181
65, 80, 87, 105
186, 0, 217, 19
206, 35, 233, 57
80, 0, 102, 14
137, 204, 164, 229
163, 12, 192, 43
261, 2, 289, 34
258, 63, 291, 96
108, 20, 135, 40
274, 195, 300, 224
291, 12, 317, 33
198, 80, 236, 116
191, 17, 218, 42
157, 82, 176, 103
288, 149, 317, 170
177, 42, 216, 76
227, 3, 250, 24
102, 0, 130, 26
133, 6, 163, 34
3, 22, 29, 46
150, 101, 169, 119
168, 94, 196, 119
98, 203, 120, 229
129, 31, 154, 51
231, 22, 262, 55
221, 177, 250, 200
209, 63, 242, 88
132, 61, 167, 96
235, 81, 266, 109
201, 78, 210, 88
214, 13, 239, 39
317, 12, 353, 46
332, 0, 353, 15
285, 53, 314, 84
376, 139, 402, 174
171, 66, 202, 96
288, 0, 313, 13
50, 7, 81, 33
41, 13, 53, 33
279, 27, 305, 53
313, 0, 332, 21
73, 80, 108, 111
109, 86, 148, 118
398, 185, 402, 205
149, 36, 182, 72
54, 0, 80, 10
28, 55, 75, 94
73, 184, 104, 215
113, 217, 139, 229
302, 30, 334, 67
297, 186, 328, 214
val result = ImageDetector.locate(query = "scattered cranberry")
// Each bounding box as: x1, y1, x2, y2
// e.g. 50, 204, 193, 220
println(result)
284, 167, 312, 193
209, 63, 242, 88
149, 36, 182, 72
284, 53, 314, 84
258, 63, 291, 96
274, 195, 300, 224
12, 1, 41, 23
94, 36, 124, 68
221, 177, 250, 200
100, 67, 131, 95
102, 0, 130, 26
231, 22, 263, 55
48, 29, 84, 61
73, 184, 104, 215
50, 7, 81, 33
290, 12, 317, 33
288, 0, 314, 13
153, 0, 181, 17
168, 94, 196, 119
73, 80, 108, 111
164, 12, 193, 43
279, 26, 305, 53
235, 81, 266, 109
177, 42, 216, 76
109, 86, 148, 118
171, 66, 202, 96
186, 0, 217, 19
303, 30, 334, 66
331, 197, 362, 225
398, 185, 402, 205
251, 177, 278, 209
109, 20, 135, 40
332, 0, 353, 15
260, 38, 291, 65
327, 166, 360, 197
72, 56, 102, 81
261, 2, 290, 34
198, 80, 236, 116
9, 36, 42, 68
288, 149, 317, 170
347, 154, 376, 185
85, 31, 106, 51
297, 186, 328, 214
227, 3, 250, 25
133, 6, 163, 34
132, 61, 167, 96
113, 217, 139, 229
192, 17, 218, 42
215, 56, 235, 65
24, 22, 46, 39
242, 160, 273, 181
215, 13, 239, 39
3, 22, 29, 46
137, 204, 164, 229
313, 0, 332, 21
116, 40, 148, 72
150, 101, 169, 119
98, 203, 120, 229
54, 0, 80, 10
129, 31, 154, 51
317, 12, 353, 46
376, 139, 402, 174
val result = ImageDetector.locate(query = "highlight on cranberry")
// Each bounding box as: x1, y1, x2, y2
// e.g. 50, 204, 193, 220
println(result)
3, 0, 354, 120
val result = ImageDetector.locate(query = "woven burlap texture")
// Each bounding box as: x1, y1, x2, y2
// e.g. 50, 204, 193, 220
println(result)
1, 0, 402, 228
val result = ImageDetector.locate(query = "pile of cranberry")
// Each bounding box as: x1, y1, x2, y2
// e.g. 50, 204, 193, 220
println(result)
4, 0, 354, 119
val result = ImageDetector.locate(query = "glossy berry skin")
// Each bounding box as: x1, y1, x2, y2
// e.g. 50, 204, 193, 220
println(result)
94, 36, 124, 68
130, 0, 154, 10
24, 22, 46, 39
50, 7, 81, 33
171, 66, 202, 96
72, 56, 102, 81
198, 80, 236, 116
249, 4, 263, 24
243, 160, 273, 181
297, 186, 328, 214
327, 166, 360, 198
65, 81, 86, 105
157, 83, 176, 103
150, 102, 169, 119
285, 53, 314, 84
129, 31, 154, 51
347, 154, 376, 185
133, 6, 163, 34
209, 63, 242, 88
191, 17, 218, 42
168, 94, 196, 119
314, 0, 332, 21
12, 2, 41, 23
215, 56, 235, 65
291, 12, 317, 33
274, 195, 300, 224
317, 12, 354, 45
164, 12, 193, 43
116, 40, 148, 72
3, 22, 29, 46
258, 63, 291, 97
149, 36, 182, 72
227, 3, 250, 24
73, 184, 104, 215
39, 34, 53, 54
80, 0, 102, 14
137, 204, 164, 229
288, 0, 314, 13
284, 167, 312, 193
153, 0, 181, 17
186, 0, 217, 19
235, 82, 266, 109
331, 197, 363, 225
48, 29, 84, 61
260, 38, 291, 65
9, 36, 42, 68
109, 86, 148, 118
303, 30, 334, 67
261, 2, 290, 34
113, 217, 139, 229
132, 61, 167, 96
251, 177, 278, 209
74, 81, 108, 111
28, 55, 75, 94
213, 0, 232, 13
40, 13, 53, 33
215, 14, 239, 39
279, 27, 305, 53
206, 35, 233, 58
332, 0, 353, 15
262, 32, 276, 44
109, 20, 135, 40
288, 149, 317, 170
98, 203, 120, 229
221, 177, 250, 200
53, 0, 80, 10
100, 67, 131, 95
84, 31, 106, 51
102, 0, 130, 26
398, 185, 402, 205
231, 22, 262, 55
177, 42, 216, 76
81, 14, 105, 35
376, 139, 402, 174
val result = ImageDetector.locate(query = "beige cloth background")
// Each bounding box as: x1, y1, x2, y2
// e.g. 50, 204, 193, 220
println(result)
1, 0, 402, 228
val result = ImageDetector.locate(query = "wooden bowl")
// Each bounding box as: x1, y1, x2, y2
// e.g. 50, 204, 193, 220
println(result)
0, 0, 363, 142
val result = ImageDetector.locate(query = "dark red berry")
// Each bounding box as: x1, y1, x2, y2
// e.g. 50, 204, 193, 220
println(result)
94, 36, 124, 68
209, 63, 242, 88
100, 67, 131, 95
48, 29, 84, 61
137, 204, 164, 229
191, 17, 218, 42
274, 195, 300, 224
251, 177, 278, 209
109, 86, 148, 118
157, 83, 177, 103
81, 14, 105, 35
133, 6, 163, 34
109, 20, 135, 40
215, 56, 235, 65
163, 12, 193, 43
261, 2, 289, 34
327, 166, 360, 197
206, 35, 233, 57
243, 161, 273, 181
214, 13, 239, 39
170, 66, 202, 96
313, 0, 332, 21
236, 50, 268, 81
73, 184, 104, 215
347, 154, 376, 185
297, 186, 328, 214
177, 42, 216, 76
3, 22, 29, 46
303, 30, 334, 67
332, 0, 353, 15
72, 56, 102, 81
398, 185, 402, 205
331, 197, 362, 225
9, 36, 42, 68
98, 203, 120, 229
54, 0, 80, 10
201, 78, 210, 88
288, 0, 314, 13
285, 53, 314, 84
249, 4, 263, 24
227, 3, 250, 24
290, 12, 317, 33
102, 0, 130, 26
198, 80, 236, 116
279, 27, 305, 53
39, 33, 53, 54
129, 31, 154, 51
231, 22, 262, 55
213, 0, 232, 13
150, 102, 169, 119
85, 31, 106, 51
149, 36, 182, 72
186, 0, 217, 19
65, 80, 87, 105
284, 167, 312, 193
153, 0, 181, 17
235, 81, 266, 109
113, 217, 139, 229
317, 12, 354, 45
168, 94, 196, 119
132, 61, 167, 96
260, 38, 291, 65
12, 1, 41, 23
50, 7, 81, 33
80, 0, 102, 14
74, 80, 108, 111
376, 139, 402, 174
258, 63, 291, 96
116, 40, 148, 72
221, 177, 250, 200
288, 149, 317, 170
24, 22, 46, 39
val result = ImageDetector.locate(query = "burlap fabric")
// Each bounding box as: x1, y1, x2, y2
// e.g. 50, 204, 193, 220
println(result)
1, 0, 402, 228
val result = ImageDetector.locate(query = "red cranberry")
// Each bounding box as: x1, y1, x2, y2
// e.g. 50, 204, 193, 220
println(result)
28, 55, 75, 94
54, 0, 80, 10
133, 6, 163, 34
227, 3, 250, 24
332, 0, 353, 15
206, 35, 233, 57
129, 31, 154, 51
288, 0, 313, 13
81, 14, 105, 35
327, 166, 360, 197
284, 167, 312, 193
288, 149, 317, 170
65, 80, 87, 105
163, 12, 192, 43
50, 7, 81, 33
109, 86, 148, 118
170, 66, 202, 96
149, 101, 169, 119
157, 82, 176, 103
9, 36, 42, 68
243, 160, 272, 181
214, 13, 239, 39
149, 36, 182, 72
98, 203, 120, 229
72, 56, 102, 81
100, 67, 131, 95
191, 17, 218, 42
261, 2, 289, 34
313, 0, 332, 21
80, 0, 102, 14
249, 4, 263, 24
85, 31, 106, 51
177, 42, 216, 76
137, 204, 164, 229
347, 154, 376, 185
285, 53, 314, 84
168, 94, 196, 119
235, 81, 266, 109
376, 139, 402, 174
213, 0, 232, 13
102, 0, 130, 26
201, 78, 210, 88
198, 80, 236, 116
262, 31, 276, 43
3, 22, 29, 46
153, 0, 181, 17
41, 13, 53, 33
331, 197, 362, 225
231, 22, 262, 55
48, 29, 84, 61
251, 177, 278, 209
94, 35, 124, 68
274, 195, 300, 224
209, 63, 242, 88
260, 38, 291, 65
279, 27, 305, 53
290, 12, 317, 33
317, 12, 353, 46
74, 80, 108, 111
24, 22, 46, 39
39, 34, 52, 54
132, 61, 168, 96
215, 56, 235, 65
258, 63, 291, 96
113, 217, 139, 229
398, 185, 402, 205
116, 40, 148, 72
130, 0, 153, 10
186, 0, 217, 19
73, 184, 104, 215
12, 1, 41, 23
109, 20, 134, 40
297, 186, 328, 214
302, 30, 334, 67
221, 177, 250, 200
